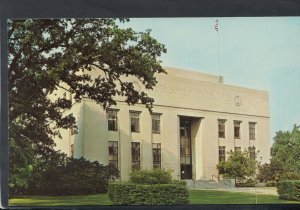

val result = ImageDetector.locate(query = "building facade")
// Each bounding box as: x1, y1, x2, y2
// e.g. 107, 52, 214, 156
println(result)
54, 67, 270, 181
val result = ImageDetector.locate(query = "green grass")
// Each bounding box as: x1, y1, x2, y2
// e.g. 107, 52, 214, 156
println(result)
9, 193, 112, 206
9, 190, 300, 206
189, 190, 300, 204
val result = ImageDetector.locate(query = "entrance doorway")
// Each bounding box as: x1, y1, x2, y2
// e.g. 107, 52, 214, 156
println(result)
180, 118, 192, 179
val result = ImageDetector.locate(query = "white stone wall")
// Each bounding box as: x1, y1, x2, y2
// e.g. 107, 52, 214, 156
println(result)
54, 67, 270, 181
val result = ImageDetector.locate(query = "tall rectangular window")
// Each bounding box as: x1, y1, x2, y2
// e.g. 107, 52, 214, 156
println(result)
218, 119, 226, 138
219, 146, 226, 162
107, 109, 118, 131
130, 111, 140, 132
152, 114, 161, 133
131, 142, 140, 170
249, 146, 256, 160
234, 121, 241, 139
153, 143, 161, 169
108, 141, 118, 168
249, 122, 256, 140
70, 144, 74, 157
70, 127, 75, 135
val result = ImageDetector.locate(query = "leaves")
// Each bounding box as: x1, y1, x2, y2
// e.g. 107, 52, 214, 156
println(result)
8, 18, 166, 191
271, 125, 300, 174
216, 149, 257, 183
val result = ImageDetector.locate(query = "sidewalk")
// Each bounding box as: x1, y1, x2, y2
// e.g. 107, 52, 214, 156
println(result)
194, 187, 278, 196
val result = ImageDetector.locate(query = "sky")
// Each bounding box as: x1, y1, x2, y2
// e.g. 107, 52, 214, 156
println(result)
122, 17, 300, 142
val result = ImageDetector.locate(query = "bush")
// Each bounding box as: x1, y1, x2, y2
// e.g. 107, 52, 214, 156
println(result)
277, 180, 300, 201
276, 172, 300, 182
236, 178, 256, 187
108, 181, 189, 205
257, 160, 284, 183
130, 169, 172, 184
24, 154, 119, 196
108, 169, 188, 205
265, 181, 276, 187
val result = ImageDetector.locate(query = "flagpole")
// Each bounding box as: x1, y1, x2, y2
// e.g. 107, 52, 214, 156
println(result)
216, 18, 220, 77
217, 24, 220, 76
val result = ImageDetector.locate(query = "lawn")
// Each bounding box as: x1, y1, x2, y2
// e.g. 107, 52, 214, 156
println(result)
9, 193, 112, 206
9, 190, 300, 206
189, 190, 300, 204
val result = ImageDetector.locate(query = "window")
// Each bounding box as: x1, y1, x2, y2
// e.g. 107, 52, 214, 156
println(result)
234, 121, 241, 139
130, 111, 140, 132
70, 127, 74, 135
131, 142, 140, 170
107, 109, 118, 131
249, 146, 256, 160
70, 126, 77, 135
219, 146, 226, 162
108, 141, 118, 168
69, 92, 73, 103
70, 144, 74, 157
235, 147, 241, 152
153, 143, 161, 169
249, 122, 256, 140
152, 114, 161, 133
218, 119, 226, 138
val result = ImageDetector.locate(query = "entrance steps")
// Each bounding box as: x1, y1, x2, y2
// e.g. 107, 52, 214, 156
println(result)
185, 179, 235, 189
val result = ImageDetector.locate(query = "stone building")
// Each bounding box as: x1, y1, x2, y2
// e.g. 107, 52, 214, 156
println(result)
54, 67, 270, 181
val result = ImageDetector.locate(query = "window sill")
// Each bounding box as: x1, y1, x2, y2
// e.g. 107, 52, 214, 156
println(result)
152, 132, 161, 134
108, 130, 118, 132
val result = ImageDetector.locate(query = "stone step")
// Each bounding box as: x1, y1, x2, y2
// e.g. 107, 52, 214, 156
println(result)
184, 179, 235, 189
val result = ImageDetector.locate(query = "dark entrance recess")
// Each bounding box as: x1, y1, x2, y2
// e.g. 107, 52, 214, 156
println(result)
180, 118, 192, 179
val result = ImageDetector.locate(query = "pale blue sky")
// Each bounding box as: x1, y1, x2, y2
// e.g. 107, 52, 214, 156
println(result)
122, 17, 300, 143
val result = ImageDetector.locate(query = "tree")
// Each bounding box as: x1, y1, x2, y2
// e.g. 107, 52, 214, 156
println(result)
216, 149, 257, 185
257, 159, 284, 183
8, 19, 167, 190
271, 125, 300, 175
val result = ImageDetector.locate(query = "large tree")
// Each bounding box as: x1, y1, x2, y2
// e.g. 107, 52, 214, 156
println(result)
8, 19, 166, 189
271, 125, 300, 175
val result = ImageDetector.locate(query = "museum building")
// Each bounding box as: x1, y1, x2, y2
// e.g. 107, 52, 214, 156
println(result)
55, 67, 270, 181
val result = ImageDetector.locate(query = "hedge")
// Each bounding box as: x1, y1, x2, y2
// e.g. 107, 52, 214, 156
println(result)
277, 180, 300, 201
129, 169, 172, 184
108, 181, 189, 205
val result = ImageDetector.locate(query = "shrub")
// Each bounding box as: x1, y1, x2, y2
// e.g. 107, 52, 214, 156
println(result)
130, 169, 172, 184
265, 181, 276, 187
276, 172, 300, 182
277, 180, 300, 201
108, 169, 188, 205
236, 178, 256, 187
108, 181, 189, 205
257, 160, 284, 183
25, 155, 119, 195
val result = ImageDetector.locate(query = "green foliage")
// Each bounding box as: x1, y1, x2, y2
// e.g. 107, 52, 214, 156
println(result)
271, 125, 300, 174
235, 178, 256, 187
216, 149, 257, 184
10, 151, 119, 196
108, 182, 189, 205
108, 169, 188, 205
277, 180, 300, 201
257, 159, 284, 183
129, 169, 172, 184
265, 181, 276, 187
259, 125, 300, 184
8, 19, 166, 191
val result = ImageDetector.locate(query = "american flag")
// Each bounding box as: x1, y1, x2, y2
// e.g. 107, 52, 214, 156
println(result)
215, 19, 218, 32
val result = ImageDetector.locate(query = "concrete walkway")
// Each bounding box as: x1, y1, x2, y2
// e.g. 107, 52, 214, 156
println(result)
194, 187, 278, 196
